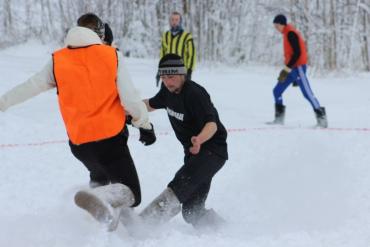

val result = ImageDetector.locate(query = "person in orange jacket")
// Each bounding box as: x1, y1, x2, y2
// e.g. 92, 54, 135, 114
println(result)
0, 13, 155, 231
268, 14, 328, 128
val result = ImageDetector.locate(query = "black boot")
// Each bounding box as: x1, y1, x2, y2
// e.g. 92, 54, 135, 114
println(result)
314, 107, 328, 128
267, 104, 285, 125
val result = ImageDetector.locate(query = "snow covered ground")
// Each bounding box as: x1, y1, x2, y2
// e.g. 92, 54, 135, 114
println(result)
0, 42, 370, 247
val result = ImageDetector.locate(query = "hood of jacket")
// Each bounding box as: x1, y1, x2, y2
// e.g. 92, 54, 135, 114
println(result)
64, 26, 102, 48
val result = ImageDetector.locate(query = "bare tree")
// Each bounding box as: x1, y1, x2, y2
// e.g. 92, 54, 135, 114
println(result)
0, 0, 369, 71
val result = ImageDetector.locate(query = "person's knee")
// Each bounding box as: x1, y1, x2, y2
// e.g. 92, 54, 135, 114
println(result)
168, 179, 193, 203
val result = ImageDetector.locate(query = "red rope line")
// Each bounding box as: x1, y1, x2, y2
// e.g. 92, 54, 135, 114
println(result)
1, 127, 369, 149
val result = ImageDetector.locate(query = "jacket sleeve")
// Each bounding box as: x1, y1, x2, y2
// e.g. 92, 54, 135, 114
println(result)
184, 33, 196, 71
116, 51, 151, 129
0, 59, 56, 112
286, 31, 301, 68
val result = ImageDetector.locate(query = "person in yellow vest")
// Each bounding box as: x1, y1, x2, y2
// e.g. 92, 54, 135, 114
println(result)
0, 13, 155, 231
156, 11, 196, 86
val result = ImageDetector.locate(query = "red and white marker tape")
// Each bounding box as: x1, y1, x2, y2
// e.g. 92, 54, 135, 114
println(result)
1, 126, 369, 149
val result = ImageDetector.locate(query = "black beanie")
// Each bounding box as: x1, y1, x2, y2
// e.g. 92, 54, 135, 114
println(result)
273, 14, 287, 25
104, 23, 113, 45
158, 54, 186, 76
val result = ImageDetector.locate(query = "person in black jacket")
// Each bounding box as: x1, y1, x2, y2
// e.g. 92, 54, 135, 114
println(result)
140, 54, 228, 229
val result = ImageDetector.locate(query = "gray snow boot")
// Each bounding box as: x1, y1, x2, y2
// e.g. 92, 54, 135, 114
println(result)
314, 107, 328, 128
139, 187, 181, 225
267, 104, 285, 125
74, 183, 135, 231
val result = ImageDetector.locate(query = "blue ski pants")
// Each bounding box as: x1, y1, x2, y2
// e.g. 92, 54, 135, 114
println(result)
273, 65, 321, 110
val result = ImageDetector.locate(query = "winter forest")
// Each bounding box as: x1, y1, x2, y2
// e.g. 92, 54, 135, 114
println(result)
2, 1, 370, 246
1, 0, 370, 71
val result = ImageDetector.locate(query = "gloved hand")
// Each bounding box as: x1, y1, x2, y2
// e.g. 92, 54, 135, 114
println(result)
126, 115, 133, 125
103, 23, 114, 46
139, 123, 156, 146
186, 69, 192, 81
156, 72, 160, 87
277, 66, 292, 82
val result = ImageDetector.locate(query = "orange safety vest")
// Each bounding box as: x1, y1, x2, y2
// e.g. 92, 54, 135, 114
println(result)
53, 45, 126, 145
283, 24, 308, 67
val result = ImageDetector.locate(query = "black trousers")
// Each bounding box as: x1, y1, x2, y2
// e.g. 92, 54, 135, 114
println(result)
69, 127, 141, 207
168, 149, 226, 225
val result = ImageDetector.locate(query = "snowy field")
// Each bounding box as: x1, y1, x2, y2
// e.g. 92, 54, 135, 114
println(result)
0, 41, 370, 247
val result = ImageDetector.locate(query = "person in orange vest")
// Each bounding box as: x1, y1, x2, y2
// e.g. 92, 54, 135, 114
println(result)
268, 14, 328, 128
0, 13, 156, 231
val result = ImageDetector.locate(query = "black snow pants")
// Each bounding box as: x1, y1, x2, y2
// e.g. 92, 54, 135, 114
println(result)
168, 148, 226, 226
69, 127, 141, 207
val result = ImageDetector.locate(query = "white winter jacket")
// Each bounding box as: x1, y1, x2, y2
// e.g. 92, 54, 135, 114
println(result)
0, 27, 151, 129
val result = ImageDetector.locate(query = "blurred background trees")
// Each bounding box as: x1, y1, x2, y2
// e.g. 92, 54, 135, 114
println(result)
1, 0, 369, 71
